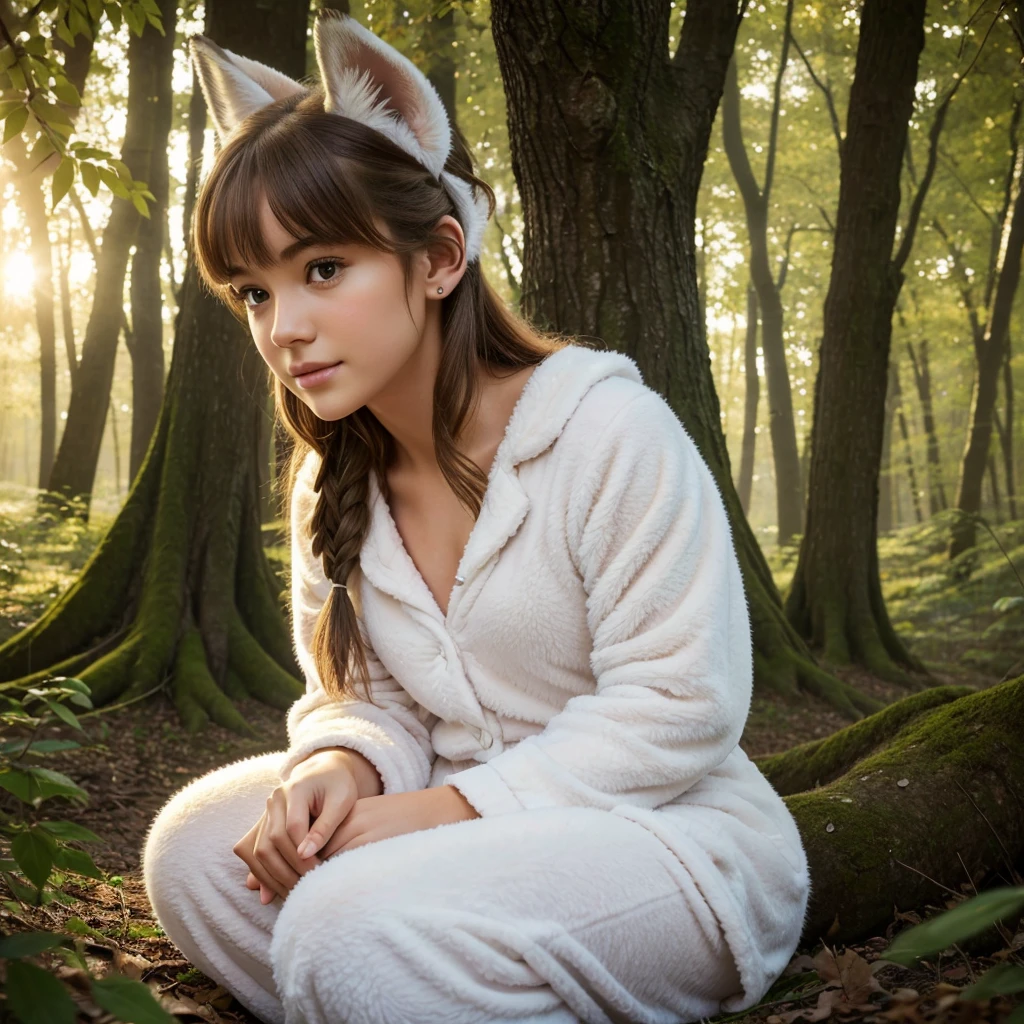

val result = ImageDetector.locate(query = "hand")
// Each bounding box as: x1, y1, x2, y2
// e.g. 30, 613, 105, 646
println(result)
318, 785, 481, 859
233, 749, 362, 904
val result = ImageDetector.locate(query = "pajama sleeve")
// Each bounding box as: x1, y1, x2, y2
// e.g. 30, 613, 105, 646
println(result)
278, 451, 437, 793
445, 387, 753, 817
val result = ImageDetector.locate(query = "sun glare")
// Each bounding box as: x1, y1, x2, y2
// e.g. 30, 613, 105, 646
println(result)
3, 252, 36, 301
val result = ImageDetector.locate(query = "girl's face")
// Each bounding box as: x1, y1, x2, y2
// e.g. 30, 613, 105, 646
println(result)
228, 196, 436, 423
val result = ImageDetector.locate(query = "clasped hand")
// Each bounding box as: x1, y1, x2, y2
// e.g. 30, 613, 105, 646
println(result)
233, 749, 480, 904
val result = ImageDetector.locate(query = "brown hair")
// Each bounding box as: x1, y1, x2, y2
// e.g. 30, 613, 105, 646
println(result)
192, 83, 573, 702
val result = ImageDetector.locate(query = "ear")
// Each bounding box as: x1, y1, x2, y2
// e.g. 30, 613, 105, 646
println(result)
313, 9, 451, 178
188, 34, 307, 144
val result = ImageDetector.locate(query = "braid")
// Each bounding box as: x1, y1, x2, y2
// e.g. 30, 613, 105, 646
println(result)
308, 419, 375, 702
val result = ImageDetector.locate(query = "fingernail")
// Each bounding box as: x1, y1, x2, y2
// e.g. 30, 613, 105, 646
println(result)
297, 839, 314, 859
260, 887, 273, 905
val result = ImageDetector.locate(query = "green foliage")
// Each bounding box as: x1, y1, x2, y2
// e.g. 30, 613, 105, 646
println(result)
0, 0, 161, 215
880, 886, 1024, 1015
0, 677, 175, 1024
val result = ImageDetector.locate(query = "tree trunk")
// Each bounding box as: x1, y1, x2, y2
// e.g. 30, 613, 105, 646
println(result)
950, 155, 1024, 557
490, 0, 879, 719
892, 363, 922, 525
996, 351, 1017, 520
906, 338, 946, 514
721, 39, 804, 546
20, 182, 57, 491
737, 284, 760, 516
755, 675, 1024, 946
42, 11, 166, 519
0, 0, 311, 731
127, 0, 177, 485
878, 358, 896, 534
785, 0, 929, 683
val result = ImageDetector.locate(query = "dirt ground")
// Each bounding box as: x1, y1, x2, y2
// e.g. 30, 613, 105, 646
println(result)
3, 664, 1023, 1024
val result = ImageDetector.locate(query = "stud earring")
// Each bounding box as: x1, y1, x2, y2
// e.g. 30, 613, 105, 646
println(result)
437, 286, 444, 294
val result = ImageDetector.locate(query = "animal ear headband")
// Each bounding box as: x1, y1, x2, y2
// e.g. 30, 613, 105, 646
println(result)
187, 9, 490, 263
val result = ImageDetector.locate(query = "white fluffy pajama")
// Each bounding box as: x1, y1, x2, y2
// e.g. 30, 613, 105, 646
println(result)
143, 750, 743, 1024
142, 344, 811, 1023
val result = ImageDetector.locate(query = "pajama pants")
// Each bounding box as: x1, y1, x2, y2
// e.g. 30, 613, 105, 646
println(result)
141, 751, 744, 1024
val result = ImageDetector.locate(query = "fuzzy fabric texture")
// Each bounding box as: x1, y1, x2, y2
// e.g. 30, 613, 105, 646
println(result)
276, 342, 812, 1016
143, 750, 746, 1024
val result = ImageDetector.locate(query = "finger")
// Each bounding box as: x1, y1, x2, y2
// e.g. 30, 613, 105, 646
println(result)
255, 834, 301, 898
246, 871, 259, 890
266, 789, 321, 880
260, 883, 275, 905
292, 785, 358, 862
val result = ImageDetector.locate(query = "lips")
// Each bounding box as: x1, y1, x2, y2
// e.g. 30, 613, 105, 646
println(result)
291, 360, 341, 378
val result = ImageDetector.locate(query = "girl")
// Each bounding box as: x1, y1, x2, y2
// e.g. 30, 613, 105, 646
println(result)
142, 11, 811, 1024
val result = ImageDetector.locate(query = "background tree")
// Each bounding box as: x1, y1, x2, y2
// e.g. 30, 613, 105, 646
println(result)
489, 0, 878, 718
0, 0, 312, 730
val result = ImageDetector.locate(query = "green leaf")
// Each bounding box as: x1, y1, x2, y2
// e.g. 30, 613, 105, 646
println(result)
64, 915, 107, 938
0, 738, 81, 755
53, 844, 104, 880
91, 974, 177, 1023
0, 930, 65, 958
30, 95, 75, 128
44, 698, 84, 732
2, 869, 41, 903
881, 887, 1024, 965
0, 766, 39, 803
55, 17, 75, 46
132, 191, 151, 217
958, 963, 1024, 1001
68, 691, 93, 708
50, 676, 92, 696
98, 164, 130, 198
27, 131, 57, 170
7, 60, 27, 92
39, 820, 102, 843
106, 3, 122, 31
52, 78, 82, 107
111, 158, 134, 184
86, 0, 103, 19
12, 828, 57, 888
3, 105, 28, 145
0, 98, 24, 119
123, 4, 144, 35
51, 156, 75, 210
145, 11, 165, 34
22, 35, 47, 56
993, 596, 1023, 614
4, 959, 77, 1024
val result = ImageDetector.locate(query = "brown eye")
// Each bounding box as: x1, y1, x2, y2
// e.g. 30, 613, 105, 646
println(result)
310, 259, 344, 283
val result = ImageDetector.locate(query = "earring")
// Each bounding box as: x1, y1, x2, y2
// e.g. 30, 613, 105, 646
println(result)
437, 286, 444, 294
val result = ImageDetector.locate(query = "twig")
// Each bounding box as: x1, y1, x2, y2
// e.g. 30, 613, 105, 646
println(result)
892, 858, 961, 898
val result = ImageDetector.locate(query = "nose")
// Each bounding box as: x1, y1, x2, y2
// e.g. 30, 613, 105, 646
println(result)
269, 295, 316, 349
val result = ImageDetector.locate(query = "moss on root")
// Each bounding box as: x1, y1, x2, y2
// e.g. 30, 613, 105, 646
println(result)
787, 674, 1024, 946
755, 684, 976, 795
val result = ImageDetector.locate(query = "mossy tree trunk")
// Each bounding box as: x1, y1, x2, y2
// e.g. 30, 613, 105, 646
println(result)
784, 0, 932, 684
756, 676, 1024, 945
0, 0, 312, 732
489, 0, 880, 720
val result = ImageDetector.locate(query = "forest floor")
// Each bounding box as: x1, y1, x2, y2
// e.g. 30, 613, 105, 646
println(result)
1, 485, 1022, 1024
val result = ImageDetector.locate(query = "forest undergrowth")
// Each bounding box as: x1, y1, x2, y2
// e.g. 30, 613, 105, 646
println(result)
1, 485, 1022, 1023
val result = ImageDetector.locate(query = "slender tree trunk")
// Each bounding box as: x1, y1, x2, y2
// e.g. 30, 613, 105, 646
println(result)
58, 225, 78, 388
127, 0, 177, 484
878, 358, 897, 534
737, 284, 760, 516
785, 0, 929, 683
721, 32, 804, 546
490, 0, 879, 718
0, 0, 311, 730
893, 364, 922, 525
906, 338, 946, 514
997, 350, 1017, 519
18, 183, 57, 491
950, 165, 1024, 556
43, 12, 168, 518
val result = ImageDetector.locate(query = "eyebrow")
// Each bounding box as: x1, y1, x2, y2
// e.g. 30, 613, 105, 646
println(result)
226, 237, 321, 278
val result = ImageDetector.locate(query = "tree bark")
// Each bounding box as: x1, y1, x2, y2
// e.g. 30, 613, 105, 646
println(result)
490, 0, 879, 718
878, 358, 896, 534
893, 363, 923, 525
43, 8, 169, 518
906, 338, 946, 514
737, 284, 760, 516
721, 17, 804, 546
127, 0, 177, 485
785, 0, 930, 683
755, 675, 1024, 947
950, 165, 1024, 557
0, 0, 311, 731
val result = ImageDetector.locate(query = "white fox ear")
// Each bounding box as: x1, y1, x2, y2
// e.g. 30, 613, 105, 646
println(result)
313, 9, 451, 179
188, 35, 307, 144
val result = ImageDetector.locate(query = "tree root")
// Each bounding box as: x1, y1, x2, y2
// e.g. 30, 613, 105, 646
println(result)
754, 684, 976, 794
785, 674, 1024, 946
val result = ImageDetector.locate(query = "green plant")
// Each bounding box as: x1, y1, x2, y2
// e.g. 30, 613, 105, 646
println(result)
0, 676, 175, 1024
880, 886, 1024, 1021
